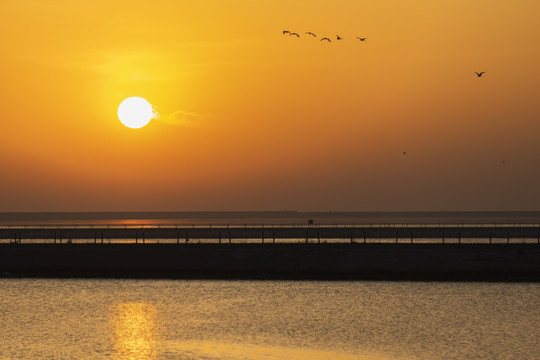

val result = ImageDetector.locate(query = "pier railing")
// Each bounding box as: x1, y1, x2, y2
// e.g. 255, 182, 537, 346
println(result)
1, 223, 540, 244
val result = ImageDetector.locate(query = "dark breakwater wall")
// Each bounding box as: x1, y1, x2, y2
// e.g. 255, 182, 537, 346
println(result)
1, 243, 539, 281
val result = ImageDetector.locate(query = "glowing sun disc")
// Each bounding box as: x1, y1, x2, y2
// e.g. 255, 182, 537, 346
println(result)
117, 97, 155, 129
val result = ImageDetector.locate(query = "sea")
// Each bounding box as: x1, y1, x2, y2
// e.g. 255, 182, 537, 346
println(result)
1, 212, 539, 359
1, 280, 539, 360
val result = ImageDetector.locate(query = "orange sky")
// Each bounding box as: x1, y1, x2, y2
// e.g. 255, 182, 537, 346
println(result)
1, 0, 539, 211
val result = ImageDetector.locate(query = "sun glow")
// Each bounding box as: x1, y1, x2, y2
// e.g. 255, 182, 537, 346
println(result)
117, 97, 156, 129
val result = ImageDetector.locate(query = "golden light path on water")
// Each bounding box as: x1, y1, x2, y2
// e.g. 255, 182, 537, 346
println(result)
159, 340, 396, 360
112, 302, 158, 360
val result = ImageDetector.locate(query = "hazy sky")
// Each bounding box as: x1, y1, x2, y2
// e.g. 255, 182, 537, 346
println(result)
1, 0, 539, 212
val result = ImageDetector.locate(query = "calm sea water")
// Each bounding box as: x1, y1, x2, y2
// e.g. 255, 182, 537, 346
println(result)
1, 280, 538, 360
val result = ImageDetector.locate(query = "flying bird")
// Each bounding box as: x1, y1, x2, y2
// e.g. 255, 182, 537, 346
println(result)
403, 152, 406, 156
283, 30, 290, 35
336, 35, 343, 40
475, 72, 485, 77
320, 37, 331, 42
305, 32, 317, 37
290, 32, 300, 37
356, 37, 367, 41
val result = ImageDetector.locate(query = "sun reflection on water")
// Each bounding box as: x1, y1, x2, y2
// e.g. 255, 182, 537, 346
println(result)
112, 302, 158, 360
160, 340, 394, 360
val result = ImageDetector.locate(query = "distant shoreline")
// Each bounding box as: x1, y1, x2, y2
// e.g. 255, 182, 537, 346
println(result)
2, 211, 540, 225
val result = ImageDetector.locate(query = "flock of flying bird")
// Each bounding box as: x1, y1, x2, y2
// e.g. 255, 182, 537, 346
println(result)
283, 30, 486, 78
284, 30, 494, 161
283, 30, 366, 42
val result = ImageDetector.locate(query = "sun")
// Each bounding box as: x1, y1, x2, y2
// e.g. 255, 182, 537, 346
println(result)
117, 97, 156, 129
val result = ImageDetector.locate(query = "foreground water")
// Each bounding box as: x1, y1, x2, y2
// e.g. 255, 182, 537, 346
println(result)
1, 280, 538, 360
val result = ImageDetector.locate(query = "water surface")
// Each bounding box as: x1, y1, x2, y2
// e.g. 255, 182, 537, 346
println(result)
1, 280, 538, 359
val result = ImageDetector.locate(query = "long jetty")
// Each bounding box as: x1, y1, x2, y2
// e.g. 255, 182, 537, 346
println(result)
1, 224, 540, 281
2, 224, 540, 243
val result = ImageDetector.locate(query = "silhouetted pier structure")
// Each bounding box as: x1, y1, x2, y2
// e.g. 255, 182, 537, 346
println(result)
2, 223, 540, 281
1, 224, 540, 244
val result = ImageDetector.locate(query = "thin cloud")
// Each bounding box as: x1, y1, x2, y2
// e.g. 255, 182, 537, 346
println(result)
154, 109, 212, 126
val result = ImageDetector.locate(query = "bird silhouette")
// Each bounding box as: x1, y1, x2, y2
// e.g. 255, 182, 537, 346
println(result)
336, 35, 342, 40
283, 30, 290, 35
305, 32, 317, 37
320, 37, 331, 42
356, 37, 367, 41
403, 152, 406, 156
501, 160, 506, 164
475, 72, 485, 77
290, 32, 300, 37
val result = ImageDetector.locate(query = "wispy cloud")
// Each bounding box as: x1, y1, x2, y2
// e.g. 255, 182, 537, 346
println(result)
153, 109, 212, 126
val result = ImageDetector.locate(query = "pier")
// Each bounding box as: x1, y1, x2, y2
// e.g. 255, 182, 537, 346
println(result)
1, 224, 540, 244
1, 223, 539, 281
